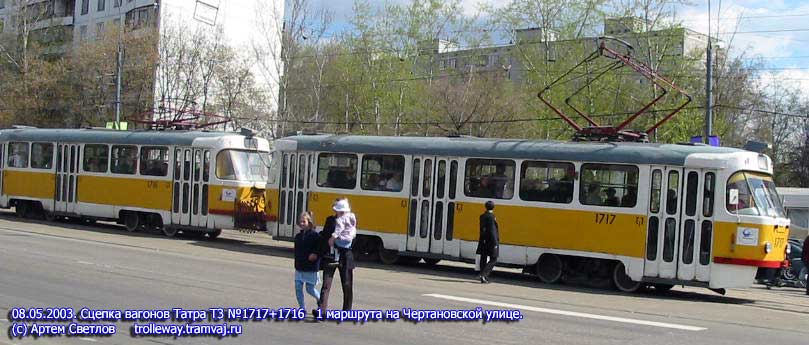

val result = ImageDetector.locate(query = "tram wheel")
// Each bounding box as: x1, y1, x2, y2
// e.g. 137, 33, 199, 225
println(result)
162, 226, 179, 238
612, 262, 641, 293
145, 214, 163, 233
378, 241, 400, 265
207, 229, 222, 239
15, 202, 28, 218
422, 258, 441, 266
536, 254, 563, 284
124, 212, 140, 232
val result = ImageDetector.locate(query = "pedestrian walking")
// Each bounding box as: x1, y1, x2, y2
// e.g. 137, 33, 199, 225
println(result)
293, 212, 320, 312
476, 201, 499, 283
316, 198, 357, 315
803, 235, 809, 295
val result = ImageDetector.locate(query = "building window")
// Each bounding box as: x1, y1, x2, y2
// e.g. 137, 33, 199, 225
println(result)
580, 163, 639, 207
464, 158, 515, 199
79, 25, 87, 41
0, 0, 5, 9
448, 58, 456, 69
8, 142, 29, 168
113, 18, 121, 29
140, 146, 168, 176
83, 144, 109, 173
96, 22, 105, 37
31, 143, 54, 169
97, 0, 105, 12
126, 6, 155, 30
316, 153, 357, 189
0, 19, 4, 34
360, 155, 404, 192
81, 0, 89, 15
519, 161, 575, 203
114, 0, 121, 8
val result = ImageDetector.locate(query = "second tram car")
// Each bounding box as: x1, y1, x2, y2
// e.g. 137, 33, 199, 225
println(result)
0, 128, 270, 237
266, 135, 790, 292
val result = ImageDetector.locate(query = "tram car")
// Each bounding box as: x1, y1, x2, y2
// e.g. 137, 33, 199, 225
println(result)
265, 135, 790, 292
0, 128, 270, 237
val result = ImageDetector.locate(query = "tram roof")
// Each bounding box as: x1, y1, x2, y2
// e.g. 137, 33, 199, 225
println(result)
0, 128, 236, 146
283, 135, 746, 166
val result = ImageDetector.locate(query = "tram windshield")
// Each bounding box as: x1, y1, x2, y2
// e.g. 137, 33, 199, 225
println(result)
216, 149, 270, 182
726, 171, 786, 218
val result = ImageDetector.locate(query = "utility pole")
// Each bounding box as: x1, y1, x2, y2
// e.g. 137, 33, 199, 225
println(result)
114, 41, 123, 130
705, 0, 714, 145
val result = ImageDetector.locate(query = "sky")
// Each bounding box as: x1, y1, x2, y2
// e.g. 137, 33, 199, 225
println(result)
303, 0, 809, 93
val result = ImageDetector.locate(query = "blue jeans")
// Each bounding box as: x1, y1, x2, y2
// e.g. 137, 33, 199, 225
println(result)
295, 272, 320, 310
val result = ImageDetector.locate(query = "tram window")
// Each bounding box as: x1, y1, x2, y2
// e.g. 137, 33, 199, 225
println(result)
663, 218, 676, 262
685, 172, 698, 217
699, 221, 712, 265
194, 151, 202, 181
215, 150, 270, 181
298, 156, 306, 189
281, 154, 288, 188
464, 159, 515, 199
411, 159, 420, 197
437, 161, 447, 199
646, 217, 659, 260
519, 161, 574, 204
110, 145, 137, 175
183, 150, 191, 181
682, 220, 695, 265
140, 146, 169, 176
703, 172, 715, 217
289, 155, 296, 188
174, 149, 181, 180
316, 153, 357, 189
434, 202, 444, 240
360, 155, 404, 192
30, 143, 53, 169
8, 142, 29, 168
446, 202, 455, 240
423, 159, 433, 197
203, 151, 210, 182
650, 170, 662, 213
580, 164, 639, 207
666, 171, 679, 215
408, 199, 417, 236
83, 144, 109, 173
420, 200, 429, 238
449, 161, 458, 199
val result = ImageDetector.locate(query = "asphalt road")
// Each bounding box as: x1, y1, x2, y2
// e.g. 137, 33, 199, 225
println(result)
0, 213, 807, 345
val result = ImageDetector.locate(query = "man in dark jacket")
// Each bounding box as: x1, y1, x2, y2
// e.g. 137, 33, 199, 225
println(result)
476, 201, 499, 283
803, 235, 809, 295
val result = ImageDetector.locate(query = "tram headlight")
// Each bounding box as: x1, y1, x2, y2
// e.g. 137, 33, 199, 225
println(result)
785, 244, 791, 254
764, 242, 772, 254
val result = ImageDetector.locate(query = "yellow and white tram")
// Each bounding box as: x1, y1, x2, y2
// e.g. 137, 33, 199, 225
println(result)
266, 135, 790, 292
0, 128, 270, 237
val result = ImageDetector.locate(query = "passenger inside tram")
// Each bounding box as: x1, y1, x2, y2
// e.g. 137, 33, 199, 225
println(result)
584, 183, 603, 205
621, 186, 637, 207
604, 188, 620, 206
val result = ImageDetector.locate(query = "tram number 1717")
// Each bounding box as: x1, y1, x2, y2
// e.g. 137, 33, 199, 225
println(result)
594, 213, 616, 225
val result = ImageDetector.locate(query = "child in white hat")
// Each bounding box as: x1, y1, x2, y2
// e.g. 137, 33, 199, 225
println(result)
330, 198, 356, 249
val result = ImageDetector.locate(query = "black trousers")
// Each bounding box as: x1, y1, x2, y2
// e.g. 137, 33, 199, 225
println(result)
480, 247, 499, 279
318, 248, 354, 310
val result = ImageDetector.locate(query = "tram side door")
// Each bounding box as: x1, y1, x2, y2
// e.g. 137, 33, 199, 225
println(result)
172, 147, 194, 227
428, 158, 460, 256
0, 143, 4, 205
278, 152, 301, 239
55, 144, 80, 214
407, 156, 434, 253
678, 169, 716, 282
189, 149, 210, 228
645, 166, 683, 279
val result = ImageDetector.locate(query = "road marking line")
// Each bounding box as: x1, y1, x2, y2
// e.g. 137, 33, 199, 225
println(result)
79, 338, 98, 342
424, 293, 706, 331
0, 318, 7, 322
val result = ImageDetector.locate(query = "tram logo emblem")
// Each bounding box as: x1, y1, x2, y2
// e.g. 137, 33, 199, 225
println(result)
736, 227, 759, 246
